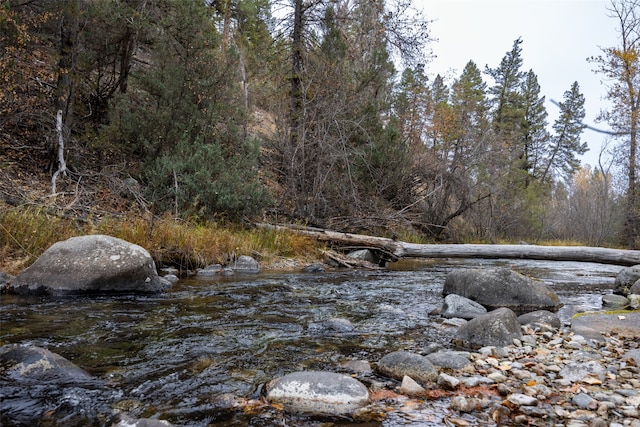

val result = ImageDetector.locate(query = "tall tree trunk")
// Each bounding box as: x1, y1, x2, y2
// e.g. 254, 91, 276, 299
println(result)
117, 27, 136, 94
290, 0, 303, 144
221, 0, 231, 51
622, 19, 639, 248
626, 108, 638, 247
55, 0, 79, 121
289, 0, 306, 215
52, 0, 79, 172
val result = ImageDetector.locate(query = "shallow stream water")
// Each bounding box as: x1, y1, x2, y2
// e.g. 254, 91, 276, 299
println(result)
0, 258, 622, 426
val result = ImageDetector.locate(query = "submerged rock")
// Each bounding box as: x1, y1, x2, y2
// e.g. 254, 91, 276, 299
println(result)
0, 345, 106, 426
0, 345, 95, 383
307, 318, 356, 335
9, 235, 170, 295
266, 371, 369, 415
304, 262, 325, 273
443, 268, 563, 314
110, 413, 173, 427
452, 307, 523, 350
437, 372, 461, 390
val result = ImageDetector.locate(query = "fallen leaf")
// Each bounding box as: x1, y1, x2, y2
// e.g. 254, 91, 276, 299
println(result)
581, 376, 602, 385
561, 383, 581, 393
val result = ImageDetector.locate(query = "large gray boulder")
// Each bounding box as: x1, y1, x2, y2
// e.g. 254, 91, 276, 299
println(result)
613, 265, 640, 296
443, 268, 562, 314
266, 371, 369, 415
452, 307, 523, 350
375, 351, 438, 383
9, 235, 170, 295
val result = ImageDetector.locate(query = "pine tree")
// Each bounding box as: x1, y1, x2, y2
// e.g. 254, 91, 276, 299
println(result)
451, 61, 490, 149
431, 74, 449, 106
485, 38, 526, 148
427, 74, 450, 151
100, 0, 270, 218
540, 81, 588, 182
520, 69, 550, 184
395, 65, 430, 148
484, 39, 538, 238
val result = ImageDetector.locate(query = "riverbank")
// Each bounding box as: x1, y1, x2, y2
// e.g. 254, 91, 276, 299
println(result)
1, 202, 623, 279
0, 205, 322, 276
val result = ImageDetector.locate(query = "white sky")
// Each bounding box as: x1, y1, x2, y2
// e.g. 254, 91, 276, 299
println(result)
417, 0, 621, 168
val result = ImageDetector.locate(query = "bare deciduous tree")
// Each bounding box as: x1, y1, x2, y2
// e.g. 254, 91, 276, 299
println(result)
589, 0, 640, 247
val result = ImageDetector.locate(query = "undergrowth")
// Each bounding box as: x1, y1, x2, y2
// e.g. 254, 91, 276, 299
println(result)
0, 206, 320, 274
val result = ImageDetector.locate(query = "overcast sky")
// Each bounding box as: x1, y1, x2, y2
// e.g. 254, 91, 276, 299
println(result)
417, 0, 621, 168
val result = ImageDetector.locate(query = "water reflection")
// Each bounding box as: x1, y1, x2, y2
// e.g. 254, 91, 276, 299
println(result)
0, 258, 621, 426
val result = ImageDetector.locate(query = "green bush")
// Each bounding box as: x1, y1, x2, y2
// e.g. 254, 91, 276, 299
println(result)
146, 136, 271, 218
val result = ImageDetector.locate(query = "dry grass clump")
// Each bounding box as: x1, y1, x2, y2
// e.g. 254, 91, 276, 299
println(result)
0, 206, 79, 272
0, 206, 320, 275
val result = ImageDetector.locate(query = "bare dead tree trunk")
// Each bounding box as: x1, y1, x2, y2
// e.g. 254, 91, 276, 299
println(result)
234, 39, 249, 139
256, 223, 640, 266
51, 110, 67, 194
173, 168, 179, 219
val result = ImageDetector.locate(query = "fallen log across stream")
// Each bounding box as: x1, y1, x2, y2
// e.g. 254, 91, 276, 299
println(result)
257, 224, 640, 267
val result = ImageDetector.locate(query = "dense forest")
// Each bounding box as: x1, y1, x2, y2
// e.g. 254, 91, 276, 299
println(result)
1, 0, 638, 248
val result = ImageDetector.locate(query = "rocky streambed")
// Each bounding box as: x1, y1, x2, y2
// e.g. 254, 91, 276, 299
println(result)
3, 306, 639, 427
362, 313, 640, 427
1, 235, 639, 426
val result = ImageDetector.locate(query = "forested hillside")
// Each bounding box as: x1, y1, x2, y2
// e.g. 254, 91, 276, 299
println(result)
1, 0, 638, 247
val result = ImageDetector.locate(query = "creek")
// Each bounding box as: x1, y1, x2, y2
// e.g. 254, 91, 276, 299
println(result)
0, 258, 622, 426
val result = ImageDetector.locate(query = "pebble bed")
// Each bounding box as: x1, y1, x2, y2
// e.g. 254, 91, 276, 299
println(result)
367, 320, 640, 427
